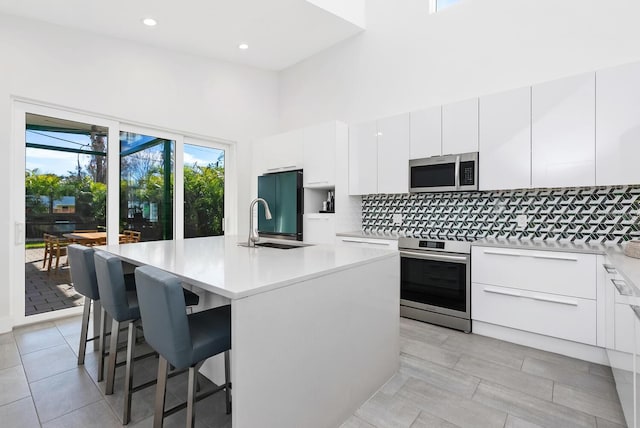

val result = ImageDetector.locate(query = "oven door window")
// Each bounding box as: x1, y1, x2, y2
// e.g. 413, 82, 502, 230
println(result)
401, 256, 466, 312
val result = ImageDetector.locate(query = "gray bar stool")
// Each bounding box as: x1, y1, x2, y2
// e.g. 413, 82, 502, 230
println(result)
67, 244, 107, 379
134, 265, 231, 428
94, 250, 153, 424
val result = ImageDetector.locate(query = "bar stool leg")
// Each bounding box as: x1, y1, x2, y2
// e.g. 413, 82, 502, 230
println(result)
123, 321, 136, 424
97, 307, 107, 382
77, 298, 91, 365
224, 351, 231, 414
106, 319, 121, 395
154, 356, 169, 428
186, 366, 198, 428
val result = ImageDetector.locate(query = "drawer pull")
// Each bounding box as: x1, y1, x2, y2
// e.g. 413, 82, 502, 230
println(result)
531, 254, 578, 262
483, 249, 577, 262
343, 239, 390, 246
611, 279, 634, 297
308, 217, 329, 221
603, 264, 617, 274
307, 181, 329, 185
483, 287, 522, 298
483, 250, 521, 257
266, 167, 282, 172
530, 294, 578, 306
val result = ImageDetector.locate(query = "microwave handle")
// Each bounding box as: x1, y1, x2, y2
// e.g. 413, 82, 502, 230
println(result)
454, 155, 461, 190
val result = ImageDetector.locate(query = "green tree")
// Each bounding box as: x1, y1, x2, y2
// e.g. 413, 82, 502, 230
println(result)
25, 169, 63, 214
184, 163, 224, 237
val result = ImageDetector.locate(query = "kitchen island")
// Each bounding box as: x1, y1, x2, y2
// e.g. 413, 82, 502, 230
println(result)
98, 235, 400, 428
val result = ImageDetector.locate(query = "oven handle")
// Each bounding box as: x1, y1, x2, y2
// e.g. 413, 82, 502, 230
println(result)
400, 250, 468, 263
454, 155, 461, 190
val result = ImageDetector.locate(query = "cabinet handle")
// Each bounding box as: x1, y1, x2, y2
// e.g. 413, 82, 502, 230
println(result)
282, 165, 297, 169
483, 250, 521, 257
307, 181, 329, 185
611, 279, 634, 297
266, 167, 281, 172
530, 294, 578, 306
342, 239, 390, 246
531, 254, 578, 262
308, 217, 329, 221
603, 264, 617, 274
630, 305, 640, 322
483, 287, 522, 298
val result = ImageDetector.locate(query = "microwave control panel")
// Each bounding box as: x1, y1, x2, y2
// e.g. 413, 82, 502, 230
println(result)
460, 161, 476, 186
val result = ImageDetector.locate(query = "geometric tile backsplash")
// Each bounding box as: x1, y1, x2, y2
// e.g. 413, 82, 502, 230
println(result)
362, 186, 640, 243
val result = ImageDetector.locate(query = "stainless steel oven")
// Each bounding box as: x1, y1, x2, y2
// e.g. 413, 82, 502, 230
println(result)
398, 238, 471, 333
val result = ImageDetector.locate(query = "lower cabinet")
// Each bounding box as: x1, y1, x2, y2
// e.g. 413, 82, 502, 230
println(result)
471, 246, 597, 345
303, 214, 335, 244
472, 284, 597, 345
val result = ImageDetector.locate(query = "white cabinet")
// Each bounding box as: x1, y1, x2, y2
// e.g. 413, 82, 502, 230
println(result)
348, 121, 377, 195
442, 98, 478, 155
596, 62, 640, 186
471, 246, 597, 345
531, 73, 595, 188
479, 87, 531, 190
335, 236, 398, 251
410, 106, 441, 159
303, 214, 336, 244
256, 128, 304, 174
377, 114, 410, 194
304, 122, 337, 188
348, 114, 410, 195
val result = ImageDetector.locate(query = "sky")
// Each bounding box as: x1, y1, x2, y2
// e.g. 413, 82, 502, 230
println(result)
26, 130, 224, 176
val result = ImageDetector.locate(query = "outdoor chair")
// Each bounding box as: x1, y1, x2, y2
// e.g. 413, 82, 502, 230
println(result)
42, 233, 68, 273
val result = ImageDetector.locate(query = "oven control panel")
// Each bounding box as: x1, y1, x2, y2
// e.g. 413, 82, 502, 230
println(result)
419, 241, 445, 249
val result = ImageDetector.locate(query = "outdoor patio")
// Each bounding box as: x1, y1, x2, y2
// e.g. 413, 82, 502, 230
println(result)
24, 247, 84, 316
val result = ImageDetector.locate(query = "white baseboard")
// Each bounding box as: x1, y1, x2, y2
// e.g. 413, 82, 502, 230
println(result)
473, 321, 609, 365
0, 316, 12, 334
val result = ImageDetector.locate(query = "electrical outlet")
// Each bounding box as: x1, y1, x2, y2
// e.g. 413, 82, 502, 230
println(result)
392, 213, 403, 225
516, 215, 528, 228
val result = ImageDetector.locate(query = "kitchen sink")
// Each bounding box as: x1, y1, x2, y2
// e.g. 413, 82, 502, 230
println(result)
255, 242, 304, 249
237, 241, 311, 249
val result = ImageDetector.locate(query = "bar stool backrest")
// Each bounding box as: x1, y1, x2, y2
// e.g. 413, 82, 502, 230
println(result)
94, 250, 135, 322
134, 265, 193, 369
68, 244, 100, 301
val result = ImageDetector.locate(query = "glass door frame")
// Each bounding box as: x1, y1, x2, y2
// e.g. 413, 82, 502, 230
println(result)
11, 101, 119, 326
11, 102, 236, 328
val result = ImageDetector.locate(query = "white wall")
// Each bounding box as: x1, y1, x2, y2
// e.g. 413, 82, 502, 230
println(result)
279, 0, 640, 128
0, 13, 279, 329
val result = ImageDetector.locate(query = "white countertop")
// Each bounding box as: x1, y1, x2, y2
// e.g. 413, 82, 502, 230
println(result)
98, 235, 397, 299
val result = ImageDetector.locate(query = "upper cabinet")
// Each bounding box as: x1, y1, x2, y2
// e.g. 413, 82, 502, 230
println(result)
532, 73, 596, 188
479, 87, 531, 191
255, 128, 304, 175
596, 62, 640, 186
349, 114, 410, 195
348, 121, 378, 195
442, 98, 479, 155
410, 106, 441, 159
377, 113, 410, 194
303, 122, 337, 188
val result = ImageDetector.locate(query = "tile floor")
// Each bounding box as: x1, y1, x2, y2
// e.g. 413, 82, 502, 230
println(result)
0, 315, 628, 427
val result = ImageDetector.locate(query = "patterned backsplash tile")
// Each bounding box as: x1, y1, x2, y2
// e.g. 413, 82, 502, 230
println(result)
362, 186, 640, 243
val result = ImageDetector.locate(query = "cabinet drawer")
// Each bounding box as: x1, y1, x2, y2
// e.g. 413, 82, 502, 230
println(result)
614, 303, 635, 353
472, 283, 596, 345
472, 247, 596, 299
303, 214, 335, 244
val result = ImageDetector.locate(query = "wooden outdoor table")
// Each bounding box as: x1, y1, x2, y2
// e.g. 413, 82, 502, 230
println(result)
63, 232, 124, 245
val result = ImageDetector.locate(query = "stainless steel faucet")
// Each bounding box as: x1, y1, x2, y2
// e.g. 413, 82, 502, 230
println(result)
248, 198, 272, 247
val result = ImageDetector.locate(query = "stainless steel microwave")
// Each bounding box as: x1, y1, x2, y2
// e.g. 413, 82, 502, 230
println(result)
409, 152, 479, 193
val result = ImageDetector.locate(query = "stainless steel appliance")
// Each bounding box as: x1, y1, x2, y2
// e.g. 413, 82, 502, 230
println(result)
409, 152, 478, 193
399, 237, 471, 332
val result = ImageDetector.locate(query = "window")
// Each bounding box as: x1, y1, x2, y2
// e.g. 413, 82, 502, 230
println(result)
432, 0, 462, 13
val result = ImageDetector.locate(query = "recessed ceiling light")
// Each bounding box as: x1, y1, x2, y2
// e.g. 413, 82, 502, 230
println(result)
142, 18, 157, 27
238, 43, 249, 50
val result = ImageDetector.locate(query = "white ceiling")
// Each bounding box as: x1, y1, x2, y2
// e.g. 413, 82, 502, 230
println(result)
0, 0, 365, 70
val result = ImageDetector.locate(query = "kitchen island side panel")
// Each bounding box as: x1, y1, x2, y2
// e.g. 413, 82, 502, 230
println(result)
230, 255, 399, 428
